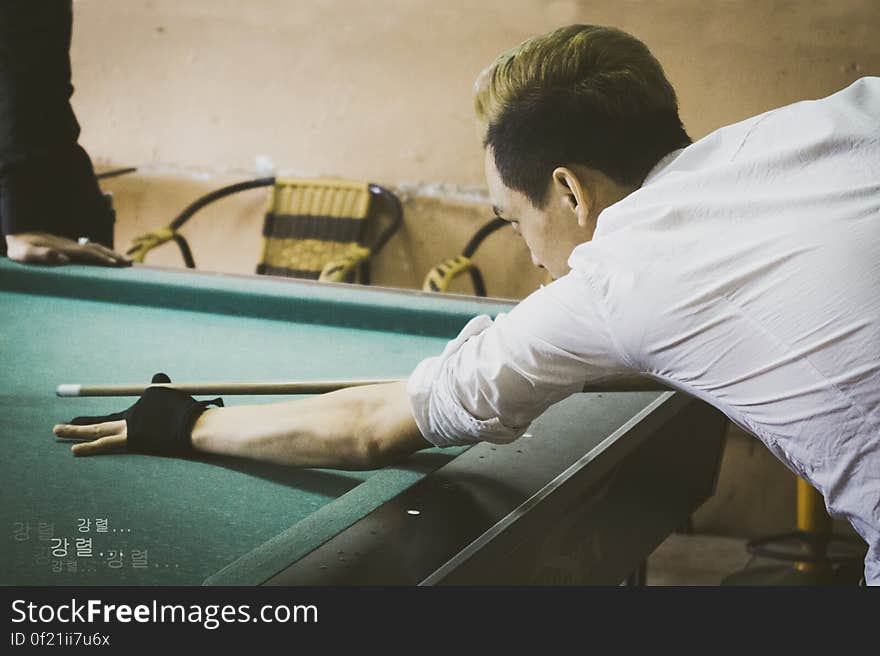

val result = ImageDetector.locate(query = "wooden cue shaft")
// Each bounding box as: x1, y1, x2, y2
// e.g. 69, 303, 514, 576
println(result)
57, 376, 668, 398
56, 379, 399, 397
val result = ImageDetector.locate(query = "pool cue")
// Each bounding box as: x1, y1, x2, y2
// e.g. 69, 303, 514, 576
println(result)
56, 379, 399, 398
56, 376, 668, 398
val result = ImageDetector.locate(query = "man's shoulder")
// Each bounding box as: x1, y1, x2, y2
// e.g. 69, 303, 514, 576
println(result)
638, 77, 880, 190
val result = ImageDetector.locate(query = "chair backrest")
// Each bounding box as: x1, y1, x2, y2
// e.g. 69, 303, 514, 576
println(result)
128, 176, 402, 284
257, 177, 372, 280
422, 217, 507, 296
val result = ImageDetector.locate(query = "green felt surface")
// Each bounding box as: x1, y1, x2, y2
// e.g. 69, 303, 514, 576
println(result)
0, 260, 509, 585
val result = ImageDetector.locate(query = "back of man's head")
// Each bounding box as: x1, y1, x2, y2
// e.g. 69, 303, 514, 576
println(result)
475, 25, 691, 208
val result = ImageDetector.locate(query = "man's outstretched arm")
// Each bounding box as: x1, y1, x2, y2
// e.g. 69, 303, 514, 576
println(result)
191, 381, 429, 469
54, 381, 432, 470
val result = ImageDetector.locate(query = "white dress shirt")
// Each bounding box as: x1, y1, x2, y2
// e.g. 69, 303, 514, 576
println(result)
407, 77, 880, 583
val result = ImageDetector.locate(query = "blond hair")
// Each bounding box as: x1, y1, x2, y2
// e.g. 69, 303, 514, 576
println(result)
475, 25, 678, 134
474, 25, 689, 205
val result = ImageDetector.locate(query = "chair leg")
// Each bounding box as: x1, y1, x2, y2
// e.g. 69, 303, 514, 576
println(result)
624, 561, 647, 586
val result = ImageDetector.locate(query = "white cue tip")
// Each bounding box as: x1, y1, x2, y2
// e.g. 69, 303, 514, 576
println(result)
56, 384, 82, 397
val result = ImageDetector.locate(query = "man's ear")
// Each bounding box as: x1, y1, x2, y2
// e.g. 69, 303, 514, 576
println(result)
552, 167, 591, 227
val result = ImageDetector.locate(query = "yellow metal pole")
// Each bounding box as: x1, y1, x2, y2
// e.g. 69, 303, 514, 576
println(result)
794, 478, 831, 573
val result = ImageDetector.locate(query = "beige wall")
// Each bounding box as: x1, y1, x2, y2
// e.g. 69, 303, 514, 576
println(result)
72, 0, 880, 185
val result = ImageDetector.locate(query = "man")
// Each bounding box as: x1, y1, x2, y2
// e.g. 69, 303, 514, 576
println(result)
54, 26, 880, 584
1, 0, 130, 266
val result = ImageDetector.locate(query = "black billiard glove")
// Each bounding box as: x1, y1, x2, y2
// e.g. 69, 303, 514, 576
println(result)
69, 373, 224, 455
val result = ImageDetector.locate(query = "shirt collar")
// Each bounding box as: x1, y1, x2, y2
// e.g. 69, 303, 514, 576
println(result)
642, 147, 686, 187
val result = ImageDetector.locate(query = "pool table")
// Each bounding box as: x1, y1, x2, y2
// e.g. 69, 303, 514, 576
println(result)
0, 258, 727, 586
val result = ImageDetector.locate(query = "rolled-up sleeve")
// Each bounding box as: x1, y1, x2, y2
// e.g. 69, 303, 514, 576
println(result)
407, 269, 634, 447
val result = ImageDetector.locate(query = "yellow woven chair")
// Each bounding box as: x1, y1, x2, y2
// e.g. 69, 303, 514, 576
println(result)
422, 217, 507, 296
128, 176, 402, 284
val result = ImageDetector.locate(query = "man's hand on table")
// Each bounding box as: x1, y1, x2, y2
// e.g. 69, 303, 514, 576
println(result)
6, 232, 131, 266
55, 417, 129, 456
53, 373, 223, 456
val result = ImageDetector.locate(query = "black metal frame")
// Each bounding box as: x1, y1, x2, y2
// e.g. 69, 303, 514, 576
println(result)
461, 216, 507, 297
95, 167, 138, 180
150, 177, 403, 276
746, 530, 866, 564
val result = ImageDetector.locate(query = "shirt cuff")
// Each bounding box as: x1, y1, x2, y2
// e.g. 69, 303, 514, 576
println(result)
406, 315, 529, 447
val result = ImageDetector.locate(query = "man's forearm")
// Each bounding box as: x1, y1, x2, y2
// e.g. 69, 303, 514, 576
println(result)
189, 380, 430, 470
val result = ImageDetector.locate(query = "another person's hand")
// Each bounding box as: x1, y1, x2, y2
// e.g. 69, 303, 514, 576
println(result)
53, 373, 224, 456
5, 232, 131, 266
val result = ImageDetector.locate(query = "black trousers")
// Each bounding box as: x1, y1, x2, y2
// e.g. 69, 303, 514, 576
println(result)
0, 0, 113, 254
